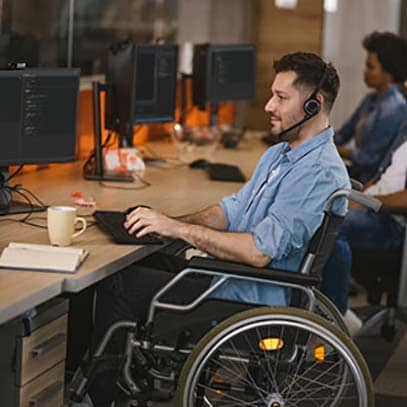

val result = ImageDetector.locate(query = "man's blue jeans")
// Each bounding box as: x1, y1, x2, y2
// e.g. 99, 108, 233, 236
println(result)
321, 208, 405, 314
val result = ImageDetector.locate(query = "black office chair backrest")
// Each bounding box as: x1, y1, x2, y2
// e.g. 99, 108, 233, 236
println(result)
289, 211, 343, 309
300, 211, 344, 279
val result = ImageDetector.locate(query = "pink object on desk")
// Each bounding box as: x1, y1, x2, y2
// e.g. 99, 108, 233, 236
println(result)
71, 192, 96, 207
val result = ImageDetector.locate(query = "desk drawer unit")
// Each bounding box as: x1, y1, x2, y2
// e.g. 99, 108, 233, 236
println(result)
0, 297, 68, 407
18, 314, 67, 385
19, 361, 65, 407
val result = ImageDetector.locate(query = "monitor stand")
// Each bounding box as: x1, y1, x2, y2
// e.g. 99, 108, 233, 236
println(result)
84, 168, 134, 183
209, 103, 218, 127
84, 82, 133, 183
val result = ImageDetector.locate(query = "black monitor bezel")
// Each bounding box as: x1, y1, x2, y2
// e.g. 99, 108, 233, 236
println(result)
0, 68, 80, 167
201, 43, 256, 105
132, 44, 178, 125
105, 43, 178, 140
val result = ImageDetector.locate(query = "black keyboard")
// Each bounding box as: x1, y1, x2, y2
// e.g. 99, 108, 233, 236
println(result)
206, 163, 246, 182
93, 210, 163, 245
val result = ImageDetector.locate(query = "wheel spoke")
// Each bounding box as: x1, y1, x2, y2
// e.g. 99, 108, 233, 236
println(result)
198, 352, 269, 398
253, 325, 282, 393
196, 382, 263, 406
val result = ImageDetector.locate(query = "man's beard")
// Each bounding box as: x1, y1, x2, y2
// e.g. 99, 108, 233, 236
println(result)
268, 118, 303, 144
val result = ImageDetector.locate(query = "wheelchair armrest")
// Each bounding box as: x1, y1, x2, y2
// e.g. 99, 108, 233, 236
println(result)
188, 256, 321, 286
348, 190, 382, 212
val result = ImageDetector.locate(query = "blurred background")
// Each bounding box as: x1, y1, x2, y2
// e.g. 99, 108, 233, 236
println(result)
1, 0, 405, 155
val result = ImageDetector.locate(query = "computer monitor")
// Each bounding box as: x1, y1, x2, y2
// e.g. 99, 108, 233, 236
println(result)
192, 44, 256, 114
105, 43, 178, 147
0, 68, 80, 215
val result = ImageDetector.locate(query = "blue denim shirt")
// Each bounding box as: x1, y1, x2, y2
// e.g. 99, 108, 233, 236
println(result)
335, 85, 407, 182
211, 127, 350, 306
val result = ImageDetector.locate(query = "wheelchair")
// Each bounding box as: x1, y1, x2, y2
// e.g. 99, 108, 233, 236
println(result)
68, 188, 380, 407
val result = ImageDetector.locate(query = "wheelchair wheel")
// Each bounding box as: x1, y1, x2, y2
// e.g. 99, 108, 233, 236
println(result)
177, 307, 374, 407
314, 289, 350, 335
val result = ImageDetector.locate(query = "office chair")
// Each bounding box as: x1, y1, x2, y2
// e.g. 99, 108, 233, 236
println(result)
68, 188, 380, 407
352, 208, 407, 342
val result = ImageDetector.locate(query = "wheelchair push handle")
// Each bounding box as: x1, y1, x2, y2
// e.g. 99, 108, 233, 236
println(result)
348, 189, 382, 212
325, 188, 382, 213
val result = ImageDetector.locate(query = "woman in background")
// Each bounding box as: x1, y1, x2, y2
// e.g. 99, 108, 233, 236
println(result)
335, 31, 407, 183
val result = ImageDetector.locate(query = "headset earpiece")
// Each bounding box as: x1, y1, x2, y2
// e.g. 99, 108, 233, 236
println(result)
303, 97, 321, 117
303, 64, 328, 117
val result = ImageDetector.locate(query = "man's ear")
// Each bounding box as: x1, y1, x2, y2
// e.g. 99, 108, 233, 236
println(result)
316, 92, 324, 105
316, 92, 326, 113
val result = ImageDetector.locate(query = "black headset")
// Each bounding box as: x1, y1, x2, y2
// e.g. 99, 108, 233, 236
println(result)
303, 63, 328, 117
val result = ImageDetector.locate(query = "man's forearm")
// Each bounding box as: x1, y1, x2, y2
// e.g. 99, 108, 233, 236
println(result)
126, 205, 269, 267
174, 222, 270, 268
176, 204, 228, 230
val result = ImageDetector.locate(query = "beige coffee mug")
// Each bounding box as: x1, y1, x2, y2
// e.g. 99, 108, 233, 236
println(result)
47, 206, 87, 246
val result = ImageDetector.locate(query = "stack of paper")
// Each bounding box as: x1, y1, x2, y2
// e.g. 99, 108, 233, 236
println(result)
0, 242, 89, 273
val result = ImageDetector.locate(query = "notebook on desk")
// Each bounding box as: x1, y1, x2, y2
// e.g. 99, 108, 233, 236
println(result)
0, 242, 89, 273
93, 210, 163, 245
206, 163, 246, 183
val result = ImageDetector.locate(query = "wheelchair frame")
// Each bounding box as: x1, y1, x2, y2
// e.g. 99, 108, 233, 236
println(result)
68, 188, 381, 406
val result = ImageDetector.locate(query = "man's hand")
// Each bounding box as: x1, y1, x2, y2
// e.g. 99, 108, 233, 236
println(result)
124, 207, 182, 238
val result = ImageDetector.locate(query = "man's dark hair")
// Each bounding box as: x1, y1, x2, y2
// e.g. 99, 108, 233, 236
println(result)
273, 52, 340, 113
363, 31, 407, 83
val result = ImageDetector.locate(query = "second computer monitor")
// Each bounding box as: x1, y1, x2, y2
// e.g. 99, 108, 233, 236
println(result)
105, 43, 178, 146
193, 44, 256, 109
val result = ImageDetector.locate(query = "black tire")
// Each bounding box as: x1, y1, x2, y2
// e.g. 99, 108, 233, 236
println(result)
177, 307, 374, 407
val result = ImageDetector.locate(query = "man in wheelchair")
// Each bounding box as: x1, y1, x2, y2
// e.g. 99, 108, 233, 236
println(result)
69, 53, 378, 407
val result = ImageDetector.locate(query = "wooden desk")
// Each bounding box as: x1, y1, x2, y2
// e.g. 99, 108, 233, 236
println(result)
0, 133, 265, 325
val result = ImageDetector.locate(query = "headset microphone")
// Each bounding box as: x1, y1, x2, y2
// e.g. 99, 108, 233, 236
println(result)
264, 107, 318, 145
276, 111, 316, 140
